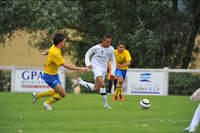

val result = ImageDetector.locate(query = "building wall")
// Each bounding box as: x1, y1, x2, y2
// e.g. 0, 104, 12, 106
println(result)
0, 31, 72, 67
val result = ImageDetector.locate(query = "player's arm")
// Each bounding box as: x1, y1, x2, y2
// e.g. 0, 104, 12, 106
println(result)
85, 46, 96, 70
110, 50, 116, 77
117, 61, 131, 68
117, 51, 131, 68
54, 53, 87, 72
40, 49, 49, 56
61, 62, 87, 72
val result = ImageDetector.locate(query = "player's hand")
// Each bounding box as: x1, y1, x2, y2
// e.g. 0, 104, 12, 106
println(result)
88, 65, 93, 70
117, 64, 122, 68
40, 50, 49, 56
80, 67, 88, 72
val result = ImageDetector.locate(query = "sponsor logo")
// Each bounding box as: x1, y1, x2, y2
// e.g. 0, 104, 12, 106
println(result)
20, 70, 49, 89
140, 73, 151, 82
22, 71, 43, 80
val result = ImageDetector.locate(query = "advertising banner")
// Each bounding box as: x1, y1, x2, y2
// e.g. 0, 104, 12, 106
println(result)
11, 67, 65, 92
127, 69, 168, 95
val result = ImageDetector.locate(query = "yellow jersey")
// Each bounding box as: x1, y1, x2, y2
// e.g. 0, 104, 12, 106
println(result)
115, 49, 131, 70
44, 45, 65, 75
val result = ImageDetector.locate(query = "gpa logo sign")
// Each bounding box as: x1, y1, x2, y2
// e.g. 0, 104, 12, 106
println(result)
12, 67, 65, 92
22, 71, 43, 80
20, 70, 49, 89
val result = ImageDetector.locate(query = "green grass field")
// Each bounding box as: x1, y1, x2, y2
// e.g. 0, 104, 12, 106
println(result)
0, 92, 199, 133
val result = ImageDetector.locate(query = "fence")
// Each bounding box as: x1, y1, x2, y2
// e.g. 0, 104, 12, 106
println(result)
0, 66, 200, 95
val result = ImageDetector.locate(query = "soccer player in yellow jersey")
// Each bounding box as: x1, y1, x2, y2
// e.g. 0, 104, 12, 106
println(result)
32, 33, 87, 110
113, 41, 131, 101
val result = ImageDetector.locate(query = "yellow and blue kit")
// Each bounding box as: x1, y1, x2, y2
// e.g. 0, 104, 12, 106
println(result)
43, 45, 65, 88
114, 49, 131, 79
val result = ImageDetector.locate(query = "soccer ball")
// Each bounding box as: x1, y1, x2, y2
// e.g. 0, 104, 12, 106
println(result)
140, 99, 151, 109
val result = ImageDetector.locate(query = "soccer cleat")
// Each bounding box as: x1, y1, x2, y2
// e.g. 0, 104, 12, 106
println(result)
184, 126, 191, 132
104, 105, 112, 109
77, 77, 82, 83
43, 102, 52, 110
32, 92, 37, 103
113, 94, 117, 101
119, 95, 124, 101
184, 126, 197, 132
188, 126, 196, 132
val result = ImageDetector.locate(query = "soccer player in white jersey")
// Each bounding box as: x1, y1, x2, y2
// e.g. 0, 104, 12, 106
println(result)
184, 88, 200, 132
79, 35, 116, 109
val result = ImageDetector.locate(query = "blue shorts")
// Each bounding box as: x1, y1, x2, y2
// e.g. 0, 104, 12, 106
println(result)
115, 68, 127, 80
42, 73, 61, 89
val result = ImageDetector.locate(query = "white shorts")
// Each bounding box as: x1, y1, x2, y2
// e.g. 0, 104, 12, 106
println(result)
92, 67, 107, 81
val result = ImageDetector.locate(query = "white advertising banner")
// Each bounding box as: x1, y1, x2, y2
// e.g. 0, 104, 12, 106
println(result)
127, 69, 168, 96
11, 67, 65, 92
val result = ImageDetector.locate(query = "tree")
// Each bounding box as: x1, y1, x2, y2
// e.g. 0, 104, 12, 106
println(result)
181, 0, 200, 68
0, 0, 200, 68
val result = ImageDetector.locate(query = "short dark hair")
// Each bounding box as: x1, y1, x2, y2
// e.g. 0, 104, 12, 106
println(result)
118, 41, 126, 47
103, 34, 112, 40
53, 33, 65, 45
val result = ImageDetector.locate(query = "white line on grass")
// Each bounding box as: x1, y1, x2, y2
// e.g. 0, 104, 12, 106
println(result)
82, 118, 190, 126
0, 119, 190, 129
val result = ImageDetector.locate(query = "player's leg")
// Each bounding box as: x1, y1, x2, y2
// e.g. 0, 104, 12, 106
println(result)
92, 68, 103, 92
96, 76, 111, 109
43, 74, 65, 110
113, 78, 117, 91
77, 77, 95, 90
118, 70, 127, 101
43, 84, 65, 110
107, 79, 113, 94
93, 79, 101, 92
113, 69, 122, 101
92, 67, 111, 109
32, 73, 57, 103
117, 76, 124, 101
186, 104, 200, 132
32, 89, 56, 103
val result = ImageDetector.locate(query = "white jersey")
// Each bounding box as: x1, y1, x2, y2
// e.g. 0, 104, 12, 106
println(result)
85, 44, 116, 76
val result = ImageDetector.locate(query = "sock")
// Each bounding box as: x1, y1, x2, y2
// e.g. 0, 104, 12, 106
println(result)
37, 89, 56, 98
190, 104, 200, 127
114, 83, 122, 96
79, 80, 94, 90
114, 79, 117, 90
118, 84, 123, 96
108, 80, 113, 93
100, 88, 108, 106
114, 87, 119, 96
45, 93, 63, 104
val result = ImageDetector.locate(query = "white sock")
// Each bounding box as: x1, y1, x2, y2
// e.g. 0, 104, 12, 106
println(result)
79, 80, 94, 90
190, 104, 200, 127
100, 88, 108, 106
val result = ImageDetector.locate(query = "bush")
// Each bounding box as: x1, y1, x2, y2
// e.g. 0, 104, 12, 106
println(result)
0, 70, 11, 92
169, 73, 200, 95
